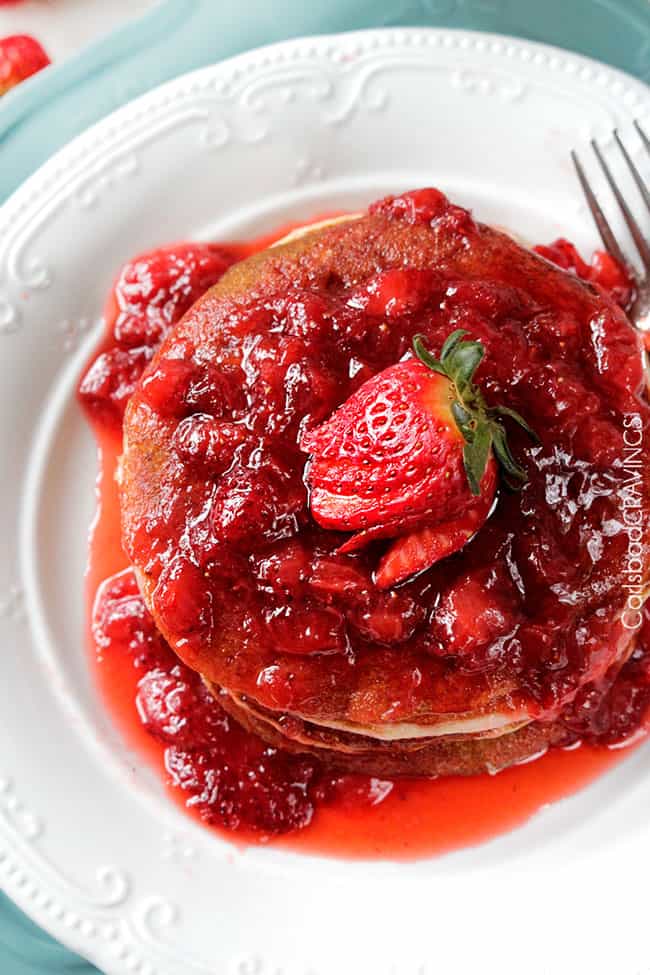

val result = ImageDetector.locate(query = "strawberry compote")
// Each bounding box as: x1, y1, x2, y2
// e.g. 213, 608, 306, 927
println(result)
80, 195, 650, 856
117, 191, 650, 731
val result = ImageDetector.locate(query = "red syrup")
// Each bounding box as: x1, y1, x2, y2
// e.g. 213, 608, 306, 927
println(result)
80, 214, 650, 860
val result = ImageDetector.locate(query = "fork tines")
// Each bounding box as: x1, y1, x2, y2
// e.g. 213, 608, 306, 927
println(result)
572, 121, 650, 275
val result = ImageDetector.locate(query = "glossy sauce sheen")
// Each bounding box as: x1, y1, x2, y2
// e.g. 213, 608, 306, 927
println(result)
118, 193, 648, 736
81, 213, 649, 859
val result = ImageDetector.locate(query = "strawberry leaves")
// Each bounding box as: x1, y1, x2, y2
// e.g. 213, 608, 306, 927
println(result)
413, 332, 538, 496
464, 422, 492, 496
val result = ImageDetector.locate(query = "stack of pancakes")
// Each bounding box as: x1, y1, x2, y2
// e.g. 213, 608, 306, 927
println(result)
120, 194, 650, 776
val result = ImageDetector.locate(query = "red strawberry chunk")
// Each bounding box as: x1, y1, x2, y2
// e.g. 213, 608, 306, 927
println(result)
348, 589, 423, 644
136, 666, 228, 747
210, 461, 306, 547
534, 238, 634, 309
263, 601, 349, 655
92, 568, 172, 668
534, 239, 590, 277
431, 566, 520, 658
113, 244, 235, 348
255, 541, 311, 594
308, 556, 370, 599
78, 346, 153, 426
152, 556, 214, 648
0, 35, 49, 95
165, 738, 319, 834
370, 188, 476, 234
141, 357, 197, 416
346, 268, 439, 318
370, 187, 449, 223
171, 414, 250, 473
589, 250, 634, 308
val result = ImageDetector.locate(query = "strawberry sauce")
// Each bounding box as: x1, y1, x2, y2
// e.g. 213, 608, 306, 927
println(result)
87, 427, 650, 857
80, 207, 650, 859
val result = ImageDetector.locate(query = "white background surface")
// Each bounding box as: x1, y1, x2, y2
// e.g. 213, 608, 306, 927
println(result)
0, 25, 649, 975
0, 0, 156, 60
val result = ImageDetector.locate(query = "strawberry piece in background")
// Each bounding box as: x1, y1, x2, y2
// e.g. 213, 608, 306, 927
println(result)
0, 33, 50, 95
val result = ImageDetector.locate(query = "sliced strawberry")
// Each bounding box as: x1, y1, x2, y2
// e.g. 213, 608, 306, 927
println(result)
302, 358, 468, 532
0, 35, 50, 95
337, 504, 466, 555
301, 330, 536, 586
374, 462, 497, 589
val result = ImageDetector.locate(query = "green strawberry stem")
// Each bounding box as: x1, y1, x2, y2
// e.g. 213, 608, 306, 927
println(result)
413, 331, 539, 495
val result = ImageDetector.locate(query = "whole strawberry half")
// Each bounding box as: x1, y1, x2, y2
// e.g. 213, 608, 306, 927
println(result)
301, 330, 537, 589
0, 35, 50, 96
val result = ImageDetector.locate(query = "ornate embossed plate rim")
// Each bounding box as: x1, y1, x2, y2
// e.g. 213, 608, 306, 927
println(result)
1, 27, 649, 975
1, 28, 649, 329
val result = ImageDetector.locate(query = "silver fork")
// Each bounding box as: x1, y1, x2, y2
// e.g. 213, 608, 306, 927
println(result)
571, 120, 650, 330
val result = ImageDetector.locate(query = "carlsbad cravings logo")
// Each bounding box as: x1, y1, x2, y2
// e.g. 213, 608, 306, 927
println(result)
621, 413, 646, 631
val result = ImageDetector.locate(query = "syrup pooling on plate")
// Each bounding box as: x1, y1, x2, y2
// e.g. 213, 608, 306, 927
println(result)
88, 554, 650, 851
92, 566, 389, 837
79, 242, 242, 425
80, 197, 650, 853
81, 223, 393, 840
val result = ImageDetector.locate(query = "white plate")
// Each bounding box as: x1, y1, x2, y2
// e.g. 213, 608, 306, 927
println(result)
1, 28, 649, 975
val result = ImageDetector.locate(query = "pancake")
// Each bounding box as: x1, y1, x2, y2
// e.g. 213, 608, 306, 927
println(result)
120, 188, 650, 774
205, 625, 638, 777
212, 680, 554, 777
